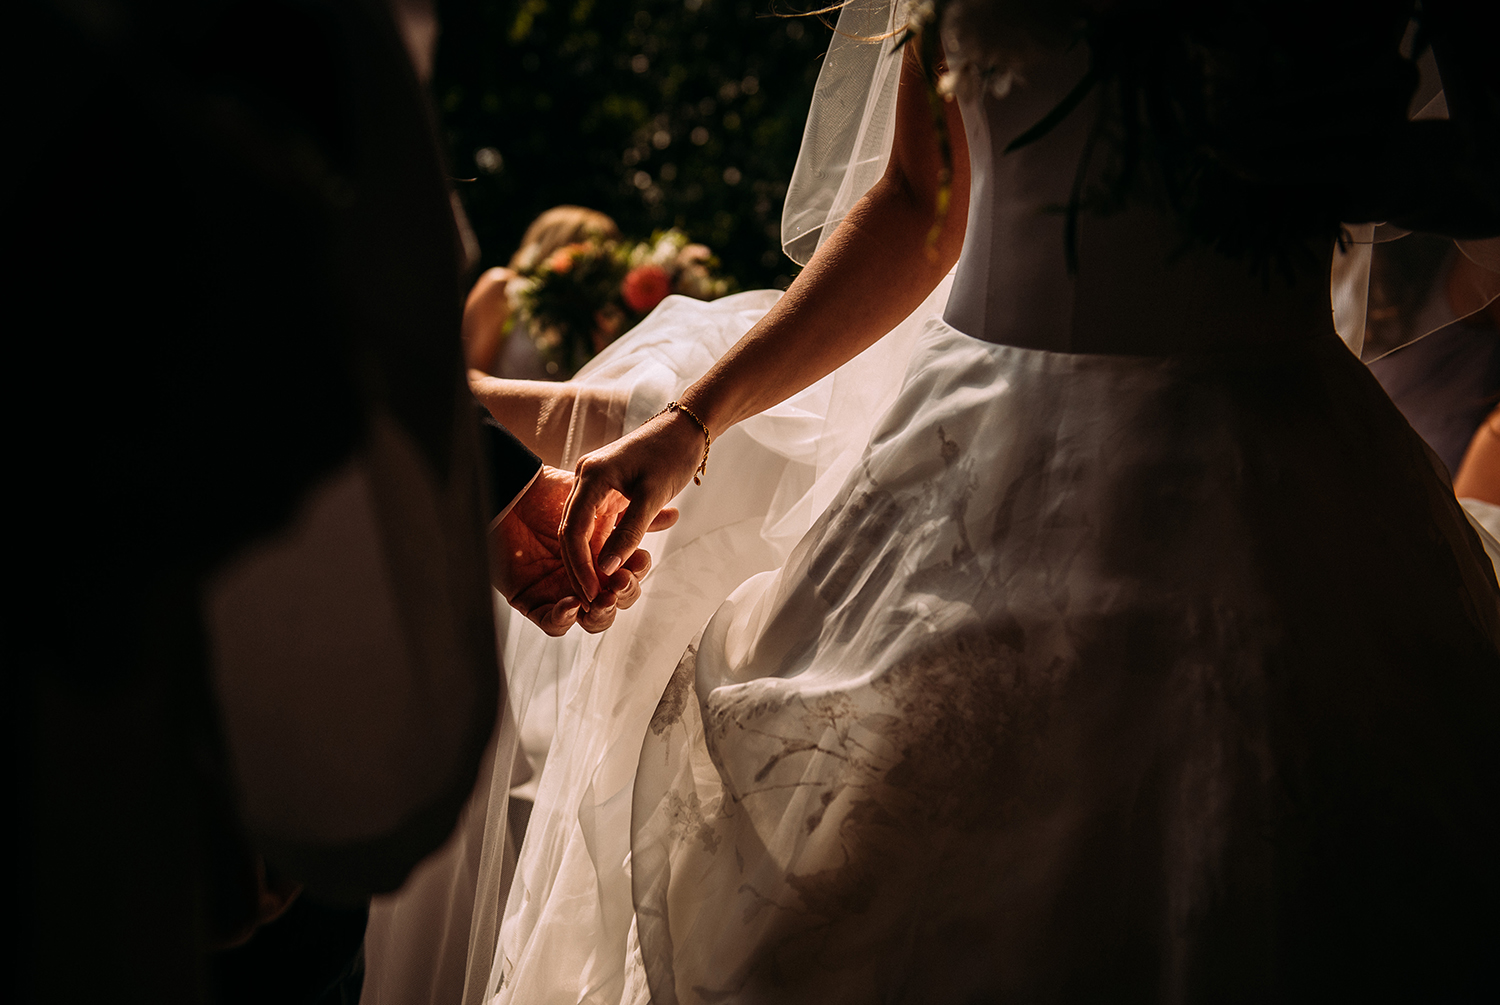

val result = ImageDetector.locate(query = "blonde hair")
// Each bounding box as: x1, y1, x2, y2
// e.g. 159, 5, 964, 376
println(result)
509, 206, 622, 272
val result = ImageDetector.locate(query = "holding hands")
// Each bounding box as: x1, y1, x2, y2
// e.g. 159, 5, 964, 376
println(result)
560, 406, 708, 602
492, 465, 677, 635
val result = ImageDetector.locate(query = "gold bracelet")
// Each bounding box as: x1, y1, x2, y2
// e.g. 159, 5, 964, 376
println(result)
661, 400, 711, 485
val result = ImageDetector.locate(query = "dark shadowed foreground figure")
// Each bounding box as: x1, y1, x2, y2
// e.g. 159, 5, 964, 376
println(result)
7, 0, 659, 1000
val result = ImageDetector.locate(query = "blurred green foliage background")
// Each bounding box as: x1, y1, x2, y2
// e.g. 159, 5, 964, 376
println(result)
434, 0, 833, 290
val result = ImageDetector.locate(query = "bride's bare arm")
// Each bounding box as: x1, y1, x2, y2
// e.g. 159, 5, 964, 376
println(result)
560, 43, 970, 600
677, 46, 970, 436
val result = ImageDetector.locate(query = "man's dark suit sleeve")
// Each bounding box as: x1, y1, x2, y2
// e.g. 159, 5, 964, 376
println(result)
478, 410, 545, 522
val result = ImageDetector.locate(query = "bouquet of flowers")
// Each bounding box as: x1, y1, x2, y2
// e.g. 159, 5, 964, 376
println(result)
509, 229, 734, 377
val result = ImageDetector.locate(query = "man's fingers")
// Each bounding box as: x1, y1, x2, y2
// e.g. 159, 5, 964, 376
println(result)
602, 567, 644, 610
531, 598, 581, 637
600, 548, 650, 610
622, 548, 652, 578
578, 598, 618, 633
613, 575, 643, 611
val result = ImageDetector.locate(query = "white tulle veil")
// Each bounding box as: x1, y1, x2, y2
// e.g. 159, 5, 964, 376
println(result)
781, 0, 907, 266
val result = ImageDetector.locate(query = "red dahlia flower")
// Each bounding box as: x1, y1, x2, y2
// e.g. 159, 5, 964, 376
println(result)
621, 264, 672, 314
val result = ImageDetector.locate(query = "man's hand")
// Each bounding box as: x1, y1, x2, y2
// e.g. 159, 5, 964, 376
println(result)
490, 465, 675, 636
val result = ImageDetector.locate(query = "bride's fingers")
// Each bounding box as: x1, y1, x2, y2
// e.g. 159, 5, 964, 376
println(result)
596, 497, 665, 579
560, 466, 619, 601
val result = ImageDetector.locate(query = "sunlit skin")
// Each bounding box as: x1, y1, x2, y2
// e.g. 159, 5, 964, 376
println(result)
1447, 252, 1500, 506
463, 267, 516, 373
1454, 406, 1500, 506
492, 465, 677, 635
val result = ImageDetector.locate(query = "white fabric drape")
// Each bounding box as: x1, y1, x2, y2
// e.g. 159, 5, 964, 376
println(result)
479, 277, 952, 1004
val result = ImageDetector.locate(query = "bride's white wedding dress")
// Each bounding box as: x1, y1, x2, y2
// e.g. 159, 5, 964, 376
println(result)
368, 3, 1500, 1003
632, 324, 1500, 1002
625, 27, 1500, 1005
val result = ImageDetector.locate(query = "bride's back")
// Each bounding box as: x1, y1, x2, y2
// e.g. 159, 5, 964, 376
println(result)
943, 0, 1484, 356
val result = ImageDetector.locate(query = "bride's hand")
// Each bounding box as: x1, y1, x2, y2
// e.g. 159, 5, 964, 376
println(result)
561, 408, 704, 601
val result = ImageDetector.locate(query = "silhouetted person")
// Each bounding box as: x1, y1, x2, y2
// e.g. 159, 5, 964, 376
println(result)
9, 1, 657, 1000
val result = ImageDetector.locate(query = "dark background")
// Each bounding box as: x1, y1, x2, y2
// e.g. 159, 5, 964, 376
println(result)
434, 0, 834, 291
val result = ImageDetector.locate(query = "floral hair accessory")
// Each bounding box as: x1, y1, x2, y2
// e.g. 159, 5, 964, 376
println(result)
510, 228, 734, 377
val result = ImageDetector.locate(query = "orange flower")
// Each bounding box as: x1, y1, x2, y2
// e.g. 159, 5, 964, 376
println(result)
546, 243, 591, 273
622, 264, 672, 314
